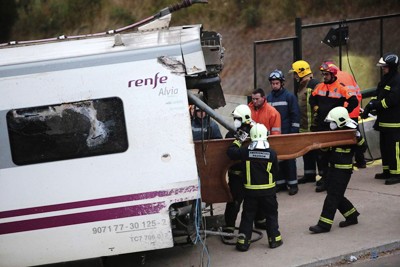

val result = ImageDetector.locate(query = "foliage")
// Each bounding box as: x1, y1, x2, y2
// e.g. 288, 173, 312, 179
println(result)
7, 0, 400, 41
0, 0, 18, 42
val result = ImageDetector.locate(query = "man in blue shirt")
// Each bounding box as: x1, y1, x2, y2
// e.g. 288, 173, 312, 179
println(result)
267, 69, 301, 195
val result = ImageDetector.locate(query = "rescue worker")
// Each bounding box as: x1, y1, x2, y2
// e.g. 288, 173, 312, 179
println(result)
223, 104, 253, 238
361, 52, 400, 185
289, 60, 322, 186
309, 63, 358, 192
227, 123, 282, 251
248, 88, 281, 135
191, 102, 222, 141
309, 107, 363, 233
248, 88, 282, 228
267, 69, 300, 195
322, 60, 366, 169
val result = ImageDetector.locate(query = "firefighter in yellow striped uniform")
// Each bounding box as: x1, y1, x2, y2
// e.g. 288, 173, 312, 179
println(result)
309, 107, 365, 233
227, 123, 282, 250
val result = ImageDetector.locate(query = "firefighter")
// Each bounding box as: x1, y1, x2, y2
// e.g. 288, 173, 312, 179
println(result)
190, 94, 222, 141
322, 60, 366, 169
267, 69, 300, 195
361, 52, 400, 185
227, 123, 282, 251
309, 107, 364, 233
223, 104, 253, 237
289, 60, 322, 186
309, 63, 358, 192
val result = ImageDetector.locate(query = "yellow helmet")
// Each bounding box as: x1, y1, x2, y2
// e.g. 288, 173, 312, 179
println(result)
290, 60, 312, 78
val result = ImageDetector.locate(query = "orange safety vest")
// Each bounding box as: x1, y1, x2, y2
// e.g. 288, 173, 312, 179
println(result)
337, 70, 362, 118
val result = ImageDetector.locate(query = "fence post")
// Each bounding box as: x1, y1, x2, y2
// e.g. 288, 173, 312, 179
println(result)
295, 18, 302, 60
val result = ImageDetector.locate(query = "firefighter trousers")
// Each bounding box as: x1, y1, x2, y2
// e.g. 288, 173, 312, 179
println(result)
224, 171, 268, 228
303, 150, 322, 179
276, 159, 298, 187
380, 131, 400, 177
318, 167, 359, 230
239, 195, 281, 241
224, 171, 244, 228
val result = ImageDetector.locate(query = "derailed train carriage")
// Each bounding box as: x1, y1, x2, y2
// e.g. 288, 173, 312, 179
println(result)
0, 1, 357, 266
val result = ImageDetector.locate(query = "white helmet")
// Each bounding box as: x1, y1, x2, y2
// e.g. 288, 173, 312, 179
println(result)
232, 104, 252, 124
250, 123, 268, 141
325, 106, 357, 129
249, 123, 269, 149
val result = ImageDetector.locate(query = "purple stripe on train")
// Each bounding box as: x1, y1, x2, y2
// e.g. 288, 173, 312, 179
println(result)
0, 202, 165, 235
0, 185, 198, 219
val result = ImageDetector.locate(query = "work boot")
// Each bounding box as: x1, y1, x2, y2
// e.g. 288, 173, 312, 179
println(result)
222, 226, 235, 240
309, 225, 330, 234
297, 176, 315, 184
268, 238, 283, 249
375, 172, 388, 180
385, 177, 400, 185
315, 179, 326, 192
288, 185, 298, 196
275, 184, 287, 193
236, 236, 250, 252
353, 162, 366, 169
339, 218, 358, 228
254, 219, 267, 230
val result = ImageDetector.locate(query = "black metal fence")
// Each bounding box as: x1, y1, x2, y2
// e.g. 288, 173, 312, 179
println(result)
253, 13, 400, 106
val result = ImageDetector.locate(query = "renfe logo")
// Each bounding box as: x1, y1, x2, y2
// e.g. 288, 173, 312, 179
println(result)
128, 72, 168, 89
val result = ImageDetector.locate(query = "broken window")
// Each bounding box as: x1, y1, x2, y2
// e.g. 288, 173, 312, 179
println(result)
6, 97, 128, 165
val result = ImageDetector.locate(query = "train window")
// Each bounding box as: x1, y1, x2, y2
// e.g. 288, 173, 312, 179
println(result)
6, 97, 128, 165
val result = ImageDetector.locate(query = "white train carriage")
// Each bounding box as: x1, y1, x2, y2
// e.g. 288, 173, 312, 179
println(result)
0, 19, 223, 266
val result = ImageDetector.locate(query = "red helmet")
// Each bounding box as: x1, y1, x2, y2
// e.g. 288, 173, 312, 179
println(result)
320, 62, 338, 76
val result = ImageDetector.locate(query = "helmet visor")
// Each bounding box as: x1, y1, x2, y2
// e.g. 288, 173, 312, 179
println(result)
376, 57, 387, 67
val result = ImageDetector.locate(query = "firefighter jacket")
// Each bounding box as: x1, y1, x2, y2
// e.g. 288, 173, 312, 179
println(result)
325, 126, 366, 169
191, 116, 222, 141
248, 100, 281, 135
297, 75, 319, 133
226, 140, 278, 197
225, 124, 252, 173
373, 71, 400, 132
337, 70, 362, 119
267, 88, 300, 134
309, 78, 358, 131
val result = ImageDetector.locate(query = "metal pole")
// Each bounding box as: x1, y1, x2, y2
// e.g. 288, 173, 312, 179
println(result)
295, 18, 302, 60
187, 90, 236, 133
253, 42, 257, 89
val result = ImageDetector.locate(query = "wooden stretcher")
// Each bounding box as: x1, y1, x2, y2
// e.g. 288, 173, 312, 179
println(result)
194, 129, 357, 204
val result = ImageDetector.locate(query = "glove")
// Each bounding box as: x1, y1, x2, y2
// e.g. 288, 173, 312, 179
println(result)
361, 100, 377, 119
360, 106, 370, 119
234, 129, 248, 143
369, 99, 379, 109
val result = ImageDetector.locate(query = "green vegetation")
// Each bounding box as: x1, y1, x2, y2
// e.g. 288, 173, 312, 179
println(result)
5, 0, 399, 42
2, 0, 399, 96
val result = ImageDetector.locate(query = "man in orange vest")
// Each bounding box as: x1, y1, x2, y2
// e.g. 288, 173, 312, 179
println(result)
309, 63, 359, 192
249, 88, 281, 135
322, 61, 366, 169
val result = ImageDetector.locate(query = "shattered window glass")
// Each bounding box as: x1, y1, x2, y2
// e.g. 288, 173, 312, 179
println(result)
6, 97, 128, 165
